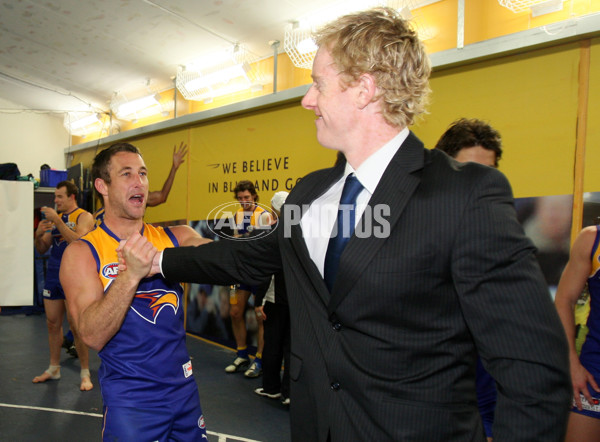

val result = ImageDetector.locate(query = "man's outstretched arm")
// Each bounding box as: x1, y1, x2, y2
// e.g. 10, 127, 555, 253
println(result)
147, 142, 188, 207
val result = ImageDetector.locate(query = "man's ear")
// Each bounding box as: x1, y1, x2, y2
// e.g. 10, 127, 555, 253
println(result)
356, 73, 377, 109
95, 178, 108, 197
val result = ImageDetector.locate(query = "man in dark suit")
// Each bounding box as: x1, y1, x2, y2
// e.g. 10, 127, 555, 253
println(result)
120, 7, 571, 441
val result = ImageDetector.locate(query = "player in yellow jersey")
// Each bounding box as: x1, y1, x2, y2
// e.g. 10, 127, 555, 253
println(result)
555, 225, 600, 441
33, 180, 95, 391
226, 180, 269, 378
60, 143, 210, 441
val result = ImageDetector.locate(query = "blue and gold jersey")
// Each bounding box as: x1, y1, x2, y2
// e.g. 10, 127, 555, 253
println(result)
80, 222, 197, 407
48, 207, 87, 273
589, 226, 600, 289
93, 206, 104, 227
235, 206, 268, 236
581, 226, 600, 376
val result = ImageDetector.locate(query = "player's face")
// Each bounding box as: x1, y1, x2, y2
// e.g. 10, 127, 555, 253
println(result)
301, 48, 357, 152
455, 145, 497, 168
105, 151, 149, 220
54, 186, 73, 213
236, 190, 256, 211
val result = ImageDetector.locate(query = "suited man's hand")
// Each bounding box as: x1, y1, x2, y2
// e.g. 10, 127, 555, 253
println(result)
255, 305, 266, 321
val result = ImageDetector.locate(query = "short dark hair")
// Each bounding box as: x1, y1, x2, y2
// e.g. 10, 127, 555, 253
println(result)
91, 143, 141, 201
56, 180, 78, 198
92, 142, 141, 184
233, 180, 258, 202
434, 118, 502, 167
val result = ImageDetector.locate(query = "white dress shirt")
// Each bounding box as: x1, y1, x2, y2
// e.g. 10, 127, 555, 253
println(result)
301, 128, 409, 277
159, 129, 409, 277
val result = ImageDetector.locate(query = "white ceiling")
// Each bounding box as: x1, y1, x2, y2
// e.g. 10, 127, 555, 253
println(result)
0, 0, 340, 115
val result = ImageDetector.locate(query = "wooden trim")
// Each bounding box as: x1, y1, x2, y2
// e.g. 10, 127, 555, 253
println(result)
571, 39, 591, 244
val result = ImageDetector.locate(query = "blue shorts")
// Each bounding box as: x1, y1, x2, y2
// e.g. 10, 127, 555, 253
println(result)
237, 284, 255, 293
43, 280, 65, 301
571, 384, 600, 419
102, 388, 207, 441
230, 285, 256, 305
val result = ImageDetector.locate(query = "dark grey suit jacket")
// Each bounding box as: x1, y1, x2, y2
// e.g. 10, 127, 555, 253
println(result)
163, 132, 571, 441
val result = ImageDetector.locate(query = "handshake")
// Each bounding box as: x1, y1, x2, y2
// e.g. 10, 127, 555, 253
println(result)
117, 232, 162, 279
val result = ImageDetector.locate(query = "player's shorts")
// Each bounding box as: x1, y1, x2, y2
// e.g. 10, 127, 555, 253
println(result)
43, 278, 65, 301
238, 284, 254, 293
571, 384, 600, 419
102, 388, 207, 441
230, 284, 256, 305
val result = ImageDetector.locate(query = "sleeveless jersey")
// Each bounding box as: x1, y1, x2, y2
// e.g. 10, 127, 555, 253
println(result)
47, 207, 87, 277
80, 222, 197, 407
235, 206, 267, 236
93, 207, 105, 227
581, 226, 600, 372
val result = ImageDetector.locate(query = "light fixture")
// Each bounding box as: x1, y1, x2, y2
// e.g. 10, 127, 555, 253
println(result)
284, 0, 437, 70
284, 23, 318, 70
498, 0, 564, 16
176, 45, 263, 102
112, 93, 162, 120
64, 112, 103, 136
184, 62, 251, 92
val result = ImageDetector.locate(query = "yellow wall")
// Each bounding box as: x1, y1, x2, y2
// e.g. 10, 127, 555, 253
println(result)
71, 35, 597, 223
186, 103, 331, 220
475, 0, 600, 44
586, 37, 600, 193
414, 41, 581, 198
79, 102, 334, 224
417, 0, 458, 54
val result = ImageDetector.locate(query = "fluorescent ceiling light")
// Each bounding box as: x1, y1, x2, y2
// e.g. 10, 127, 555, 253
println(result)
114, 93, 161, 119
498, 0, 564, 15
195, 82, 257, 103
177, 45, 263, 101
64, 112, 103, 136
68, 113, 100, 130
184, 62, 251, 92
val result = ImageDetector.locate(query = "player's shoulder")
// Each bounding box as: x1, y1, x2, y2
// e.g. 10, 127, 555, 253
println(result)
576, 225, 599, 247
63, 236, 94, 261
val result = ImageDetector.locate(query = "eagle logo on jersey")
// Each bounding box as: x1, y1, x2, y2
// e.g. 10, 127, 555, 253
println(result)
131, 289, 179, 324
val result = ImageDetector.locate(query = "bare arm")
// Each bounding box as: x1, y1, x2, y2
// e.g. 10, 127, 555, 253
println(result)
61, 234, 157, 351
554, 225, 600, 409
34, 219, 53, 254
42, 207, 95, 244
74, 211, 95, 238
147, 142, 188, 207
170, 224, 212, 247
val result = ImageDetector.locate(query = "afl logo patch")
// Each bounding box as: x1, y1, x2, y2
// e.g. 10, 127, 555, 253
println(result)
102, 263, 119, 279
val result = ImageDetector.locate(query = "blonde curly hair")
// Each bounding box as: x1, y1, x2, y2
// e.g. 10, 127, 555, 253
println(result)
315, 7, 431, 128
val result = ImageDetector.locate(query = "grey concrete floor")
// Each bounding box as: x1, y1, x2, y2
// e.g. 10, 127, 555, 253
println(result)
0, 312, 290, 442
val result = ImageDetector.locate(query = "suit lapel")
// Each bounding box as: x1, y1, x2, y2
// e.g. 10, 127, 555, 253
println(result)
284, 162, 345, 306
327, 132, 427, 316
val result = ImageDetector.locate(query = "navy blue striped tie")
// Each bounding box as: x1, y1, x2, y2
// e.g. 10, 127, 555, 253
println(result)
324, 174, 364, 291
